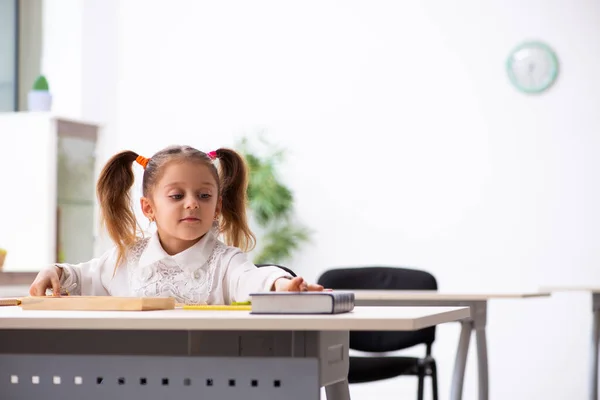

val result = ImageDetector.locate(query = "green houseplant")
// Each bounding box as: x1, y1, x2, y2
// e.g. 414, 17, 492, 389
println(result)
28, 75, 52, 111
237, 136, 311, 265
32, 75, 50, 91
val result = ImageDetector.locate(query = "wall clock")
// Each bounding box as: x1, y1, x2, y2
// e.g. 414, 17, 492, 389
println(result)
506, 41, 559, 94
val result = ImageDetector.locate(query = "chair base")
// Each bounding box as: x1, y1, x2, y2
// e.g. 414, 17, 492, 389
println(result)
348, 356, 438, 400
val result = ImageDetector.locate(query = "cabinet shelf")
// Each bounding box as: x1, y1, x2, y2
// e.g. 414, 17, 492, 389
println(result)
0, 113, 99, 271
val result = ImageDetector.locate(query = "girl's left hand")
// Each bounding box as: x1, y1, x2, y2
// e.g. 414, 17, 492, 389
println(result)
273, 276, 324, 292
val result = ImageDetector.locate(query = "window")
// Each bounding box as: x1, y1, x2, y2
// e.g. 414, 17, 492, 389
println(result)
0, 0, 17, 112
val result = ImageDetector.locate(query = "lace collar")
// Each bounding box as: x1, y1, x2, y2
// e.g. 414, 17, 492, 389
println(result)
137, 228, 218, 273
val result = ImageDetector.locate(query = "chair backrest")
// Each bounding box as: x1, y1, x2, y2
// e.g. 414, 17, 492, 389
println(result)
317, 266, 437, 353
255, 264, 298, 277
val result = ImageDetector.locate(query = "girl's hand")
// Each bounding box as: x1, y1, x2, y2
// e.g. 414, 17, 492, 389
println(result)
273, 276, 324, 292
29, 266, 62, 296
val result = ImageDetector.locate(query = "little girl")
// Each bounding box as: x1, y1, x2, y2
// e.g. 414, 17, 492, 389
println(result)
29, 145, 323, 304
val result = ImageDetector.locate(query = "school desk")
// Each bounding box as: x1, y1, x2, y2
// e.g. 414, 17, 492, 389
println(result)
0, 305, 469, 400
352, 290, 551, 400
539, 286, 600, 400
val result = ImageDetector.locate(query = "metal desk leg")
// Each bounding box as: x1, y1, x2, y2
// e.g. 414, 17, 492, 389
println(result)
450, 300, 488, 400
472, 301, 489, 400
354, 298, 486, 400
590, 293, 600, 400
475, 329, 489, 399
325, 379, 351, 400
451, 320, 472, 400
307, 331, 350, 400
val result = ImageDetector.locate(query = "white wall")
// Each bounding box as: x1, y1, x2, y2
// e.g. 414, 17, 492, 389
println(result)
40, 0, 84, 118
41, 0, 600, 399
37, 0, 121, 251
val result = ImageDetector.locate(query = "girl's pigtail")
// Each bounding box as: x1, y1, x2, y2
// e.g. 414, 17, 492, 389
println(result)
214, 148, 256, 251
96, 150, 140, 267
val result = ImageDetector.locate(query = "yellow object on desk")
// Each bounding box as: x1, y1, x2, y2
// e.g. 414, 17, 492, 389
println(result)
0, 248, 6, 269
182, 304, 252, 311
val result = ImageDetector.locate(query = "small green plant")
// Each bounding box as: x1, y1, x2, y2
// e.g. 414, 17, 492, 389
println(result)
237, 136, 311, 265
32, 75, 49, 91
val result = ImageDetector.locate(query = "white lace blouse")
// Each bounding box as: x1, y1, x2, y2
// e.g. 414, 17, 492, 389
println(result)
56, 229, 291, 304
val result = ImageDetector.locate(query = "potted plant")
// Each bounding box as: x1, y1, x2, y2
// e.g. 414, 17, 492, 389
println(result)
237, 136, 311, 265
28, 75, 52, 111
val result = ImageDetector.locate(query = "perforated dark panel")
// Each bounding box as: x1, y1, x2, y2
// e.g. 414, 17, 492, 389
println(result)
0, 354, 319, 400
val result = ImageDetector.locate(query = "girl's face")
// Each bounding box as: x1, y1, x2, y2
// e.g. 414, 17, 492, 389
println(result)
141, 160, 221, 255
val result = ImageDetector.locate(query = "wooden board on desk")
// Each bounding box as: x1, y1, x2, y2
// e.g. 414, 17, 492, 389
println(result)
18, 296, 175, 311
0, 298, 20, 306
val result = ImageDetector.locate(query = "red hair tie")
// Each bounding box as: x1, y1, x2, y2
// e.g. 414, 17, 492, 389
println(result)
207, 150, 217, 160
136, 155, 150, 169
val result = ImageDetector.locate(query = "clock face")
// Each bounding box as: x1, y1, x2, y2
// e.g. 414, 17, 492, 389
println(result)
506, 41, 559, 94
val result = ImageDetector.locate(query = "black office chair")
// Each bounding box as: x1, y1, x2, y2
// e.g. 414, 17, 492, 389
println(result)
317, 267, 439, 400
255, 264, 298, 277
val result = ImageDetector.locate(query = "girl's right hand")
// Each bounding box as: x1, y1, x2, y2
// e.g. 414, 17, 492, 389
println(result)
29, 266, 62, 296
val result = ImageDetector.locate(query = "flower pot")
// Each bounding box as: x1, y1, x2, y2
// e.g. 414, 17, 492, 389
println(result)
28, 90, 53, 111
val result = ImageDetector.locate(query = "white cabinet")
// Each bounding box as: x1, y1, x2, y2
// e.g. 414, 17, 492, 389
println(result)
0, 112, 99, 271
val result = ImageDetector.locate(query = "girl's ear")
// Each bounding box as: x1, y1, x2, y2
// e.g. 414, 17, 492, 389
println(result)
140, 197, 155, 221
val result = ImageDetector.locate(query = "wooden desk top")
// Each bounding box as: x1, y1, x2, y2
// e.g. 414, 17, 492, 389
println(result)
539, 286, 600, 294
0, 305, 469, 331
353, 290, 551, 302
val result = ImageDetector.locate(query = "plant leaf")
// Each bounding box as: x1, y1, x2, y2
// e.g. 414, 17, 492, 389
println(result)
254, 222, 311, 264
235, 135, 311, 267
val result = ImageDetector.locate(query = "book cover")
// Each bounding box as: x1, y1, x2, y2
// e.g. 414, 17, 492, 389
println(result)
250, 291, 355, 314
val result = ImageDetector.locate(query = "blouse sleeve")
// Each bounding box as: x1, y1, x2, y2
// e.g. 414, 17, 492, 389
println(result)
222, 250, 292, 304
54, 246, 120, 296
